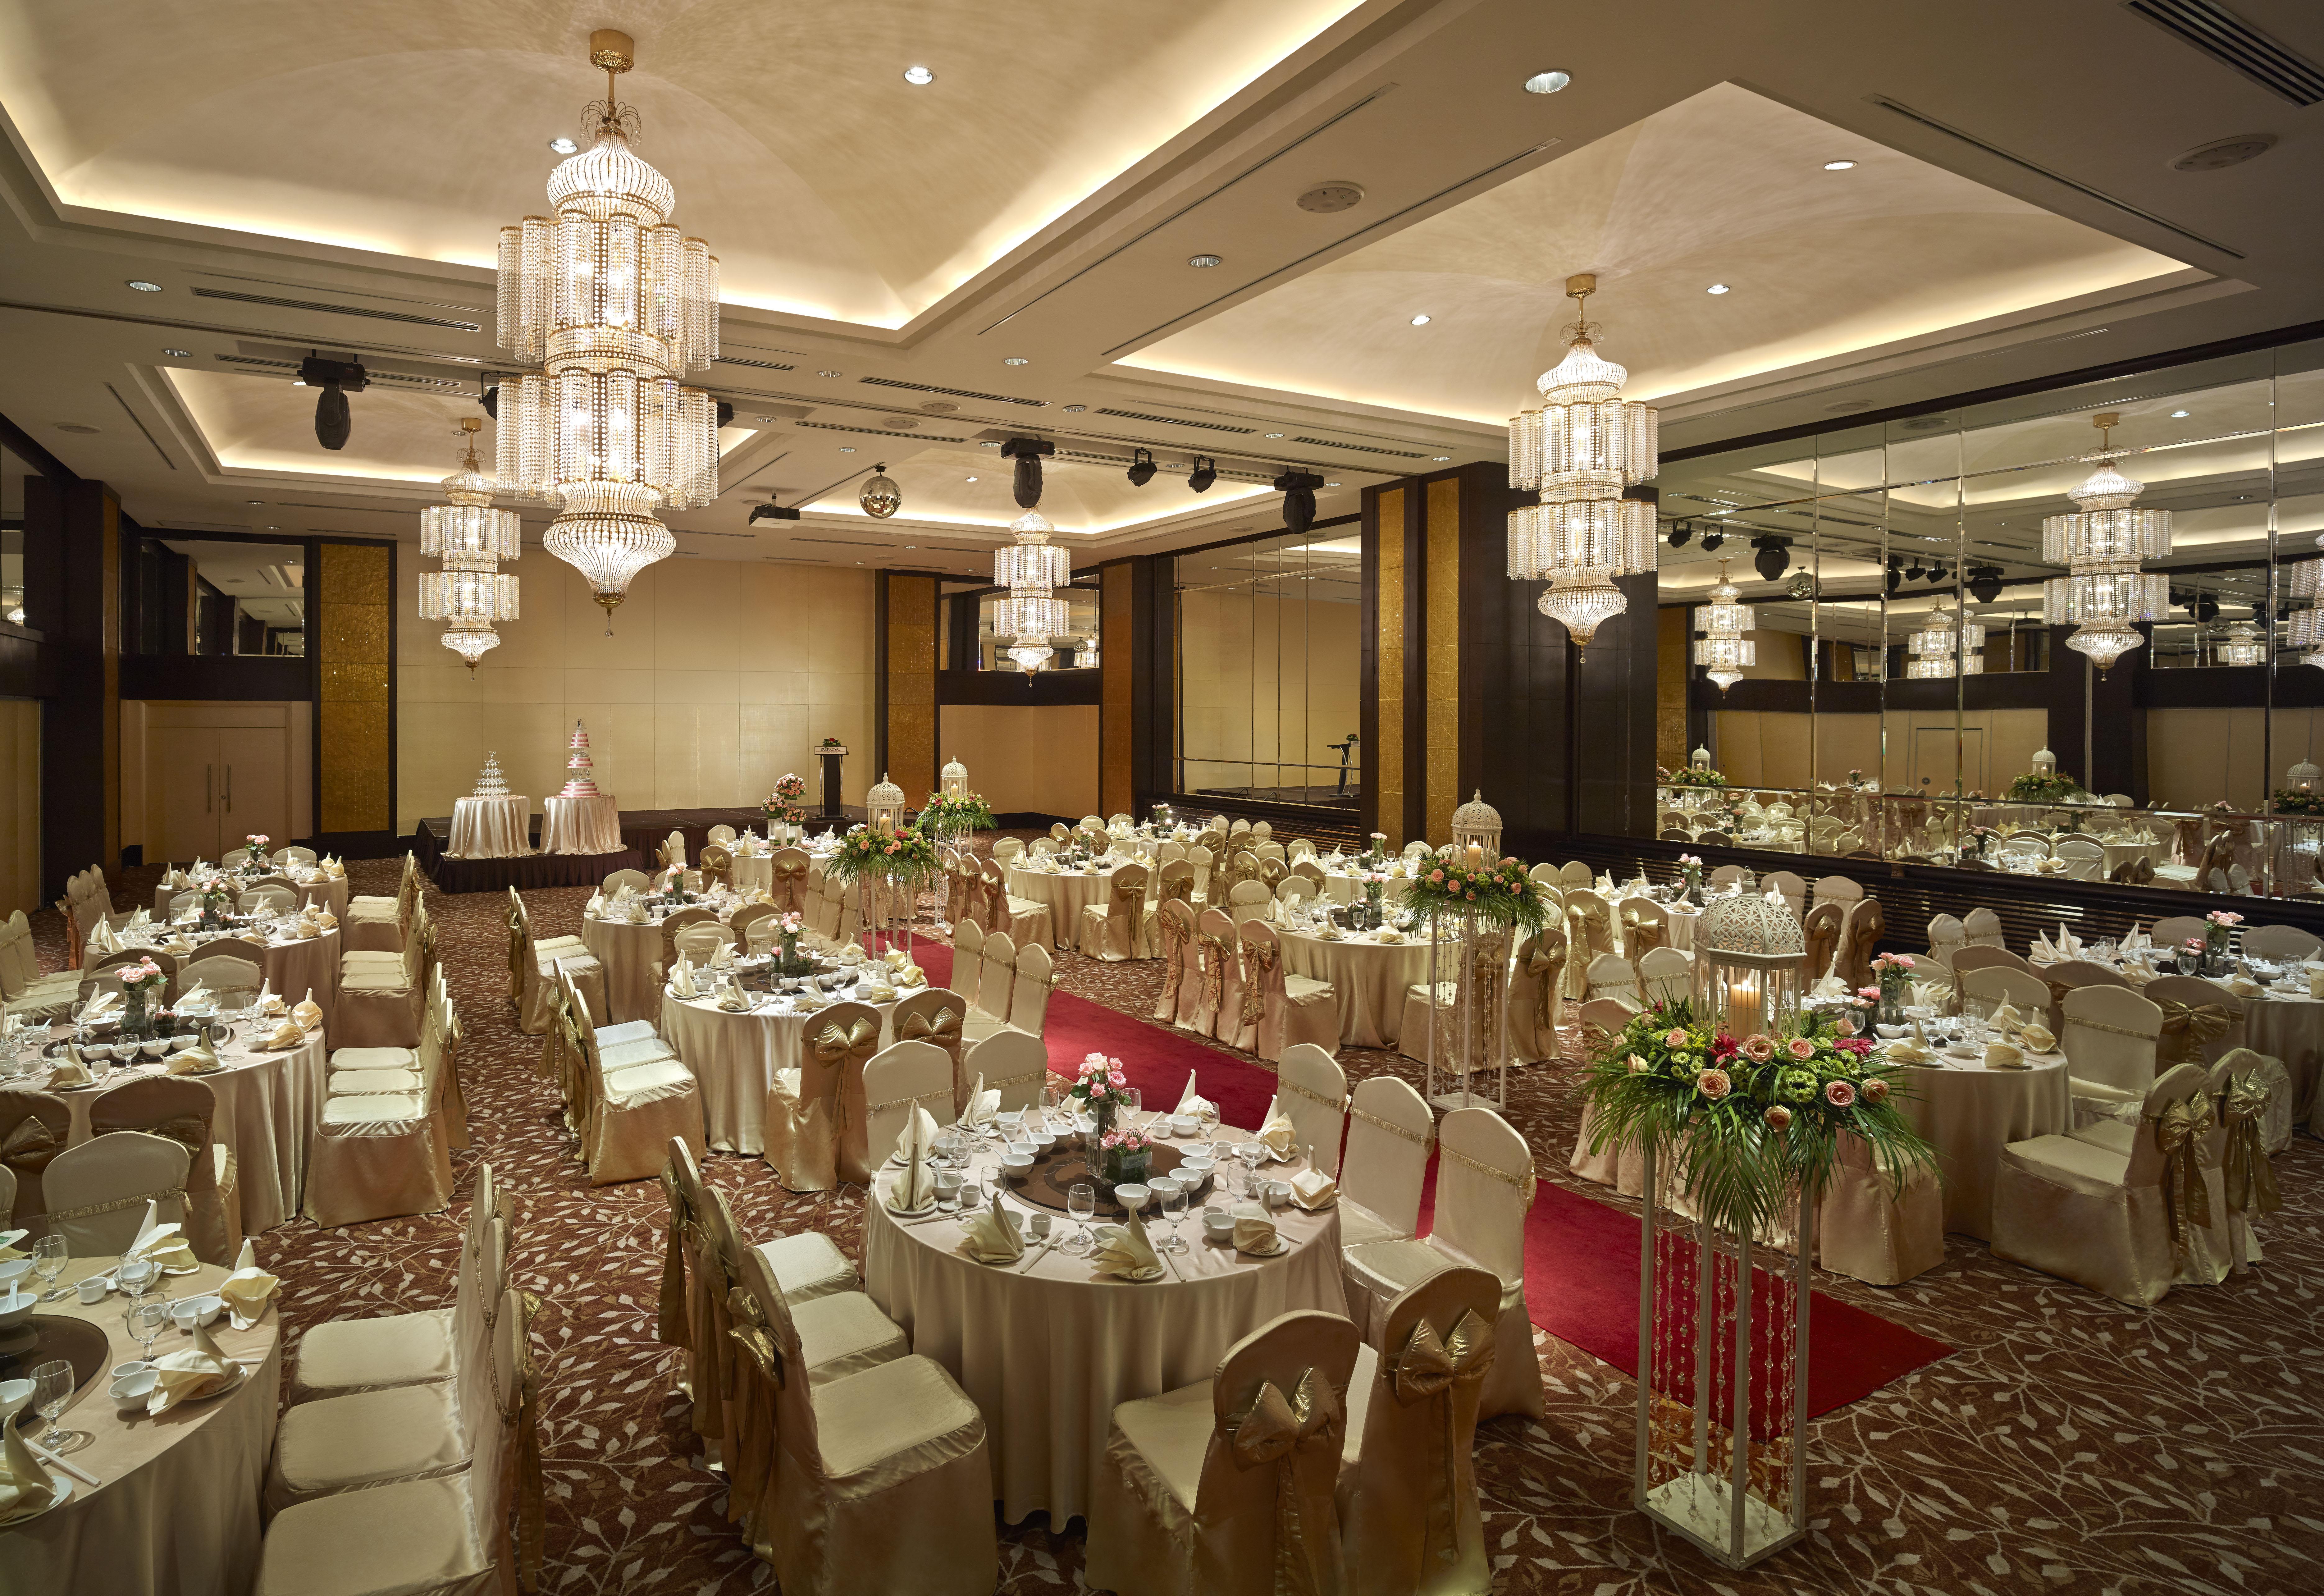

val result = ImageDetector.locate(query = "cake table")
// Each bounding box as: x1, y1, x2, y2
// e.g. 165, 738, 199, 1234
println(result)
542, 719, 623, 855
447, 751, 531, 858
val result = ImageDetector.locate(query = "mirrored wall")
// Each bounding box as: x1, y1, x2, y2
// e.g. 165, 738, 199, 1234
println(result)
1653, 336, 2324, 899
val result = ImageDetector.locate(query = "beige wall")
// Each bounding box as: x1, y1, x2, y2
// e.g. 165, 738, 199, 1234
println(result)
1179, 588, 1360, 793
395, 556, 877, 833
2145, 707, 2303, 811
0, 699, 37, 919
1711, 707, 2045, 795
939, 704, 1100, 819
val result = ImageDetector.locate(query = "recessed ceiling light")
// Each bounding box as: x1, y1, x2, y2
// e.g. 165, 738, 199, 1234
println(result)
1706, 283, 1731, 295
1262, 432, 1284, 439
755, 414, 778, 423
817, 369, 842, 378
266, 525, 280, 531
1003, 356, 1030, 366
1187, 253, 1222, 268
1822, 159, 1856, 171
246, 499, 264, 506
2171, 409, 2190, 418
903, 65, 934, 85
965, 476, 978, 483
1409, 313, 1431, 326
54, 423, 96, 434
980, 441, 1001, 449
126, 280, 162, 293
1326, 481, 1342, 487
1523, 70, 1571, 94
549, 136, 577, 155
1432, 456, 1451, 462
1062, 404, 1086, 413
162, 347, 190, 358
839, 446, 857, 454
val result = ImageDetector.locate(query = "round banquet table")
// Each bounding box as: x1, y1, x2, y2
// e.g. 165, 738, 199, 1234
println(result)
2212, 981, 2322, 1126
1006, 861, 1136, 951
580, 912, 670, 1027
541, 793, 622, 855
1890, 1048, 2070, 1240
105, 926, 342, 1030
728, 847, 773, 893
447, 793, 532, 859
5, 1021, 327, 1235
151, 874, 350, 922
0, 1255, 283, 1596
1314, 867, 1414, 908
660, 985, 902, 1155
1277, 925, 1456, 1048
862, 1124, 1346, 1525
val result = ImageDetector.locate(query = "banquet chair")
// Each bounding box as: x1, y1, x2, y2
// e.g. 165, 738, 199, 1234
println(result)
984, 860, 1055, 949
331, 973, 453, 1101
862, 1040, 957, 1168
1192, 906, 1240, 1040
272, 846, 319, 868
970, 930, 1018, 1035
2207, 1049, 2285, 1262
1505, 927, 1566, 1064
1002, 940, 1058, 1039
344, 852, 419, 954
1336, 1076, 1435, 1267
1226, 878, 1273, 929
86, 1075, 239, 1265
768, 1000, 879, 1192
723, 1242, 994, 1596
1637, 946, 1691, 1008
1275, 876, 1319, 911
1336, 1267, 1500, 1596
1051, 821, 1073, 844
1618, 897, 1670, 957
1558, 861, 1592, 889
1582, 952, 1641, 1009
2242, 923, 2321, 961
1760, 870, 1804, 915
1289, 857, 1326, 890
1087, 1309, 1360, 1596
1255, 840, 1286, 864
178, 948, 272, 1010
0, 1092, 69, 1220
337, 917, 434, 1050
708, 824, 738, 845
2142, 974, 2246, 1071
1998, 834, 2050, 866
254, 1286, 540, 1596
0, 910, 84, 1021
1925, 913, 1968, 971
1949, 945, 2032, 984
769, 847, 812, 915
944, 857, 984, 935
1707, 864, 1747, 891
1185, 844, 1215, 903
2047, 958, 2131, 1006
239, 883, 298, 915
965, 1028, 1050, 1113
1990, 1060, 2215, 1306
805, 867, 838, 940
2068, 1050, 2248, 1282
1341, 1106, 1542, 1423
45, 1130, 191, 1256
1811, 874, 1863, 911
698, 843, 735, 889
1696, 830, 1734, 846
948, 919, 984, 1003
675, 921, 739, 965
1286, 838, 1317, 861
1153, 898, 1198, 1025
1836, 895, 1885, 990
1027, 837, 1055, 860
889, 985, 967, 1108
559, 978, 703, 1189
1961, 965, 2056, 1031
1961, 906, 2007, 948
306, 991, 464, 1226
660, 829, 689, 871
603, 867, 652, 897
1568, 1001, 1650, 1196
508, 888, 605, 1037
2059, 984, 2164, 1130
991, 837, 1024, 867
1818, 1130, 1944, 1285
2148, 914, 2210, 951
80, 945, 175, 1003
2054, 837, 2106, 880
1236, 919, 1339, 1060
1273, 1043, 1348, 1174
730, 902, 780, 953
1078, 862, 1153, 960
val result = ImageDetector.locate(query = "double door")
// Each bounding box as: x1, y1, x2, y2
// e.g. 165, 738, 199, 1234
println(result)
152, 726, 290, 864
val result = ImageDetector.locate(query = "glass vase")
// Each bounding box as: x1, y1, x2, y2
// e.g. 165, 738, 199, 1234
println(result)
121, 984, 149, 1041
1101, 1144, 1151, 1187
1876, 972, 1909, 1027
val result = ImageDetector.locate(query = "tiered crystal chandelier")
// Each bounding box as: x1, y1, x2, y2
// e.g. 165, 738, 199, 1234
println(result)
1904, 597, 1985, 679
993, 509, 1071, 675
2041, 412, 2169, 675
2213, 618, 2268, 666
1690, 560, 1755, 692
494, 30, 719, 630
2286, 559, 2324, 668
1507, 273, 1658, 658
417, 417, 521, 674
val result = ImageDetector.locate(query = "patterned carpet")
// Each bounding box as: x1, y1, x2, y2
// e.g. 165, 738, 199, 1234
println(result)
39, 857, 2323, 1593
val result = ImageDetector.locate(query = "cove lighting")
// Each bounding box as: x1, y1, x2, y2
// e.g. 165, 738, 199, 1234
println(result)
1265, 432, 1284, 439
1003, 356, 1030, 365
1432, 455, 1451, 462
1523, 71, 1571, 94
903, 65, 934, 85
839, 446, 857, 454
1188, 254, 1222, 268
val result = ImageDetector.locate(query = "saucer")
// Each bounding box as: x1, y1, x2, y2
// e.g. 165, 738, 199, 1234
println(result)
1234, 1235, 1291, 1258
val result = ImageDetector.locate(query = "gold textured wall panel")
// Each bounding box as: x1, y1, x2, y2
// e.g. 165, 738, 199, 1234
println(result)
1425, 477, 1460, 845
884, 574, 938, 801
1657, 606, 1690, 775
318, 542, 392, 833
1374, 488, 1405, 848
1102, 564, 1134, 818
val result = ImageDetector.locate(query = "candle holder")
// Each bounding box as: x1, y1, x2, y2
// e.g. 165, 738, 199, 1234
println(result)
1692, 897, 1807, 1040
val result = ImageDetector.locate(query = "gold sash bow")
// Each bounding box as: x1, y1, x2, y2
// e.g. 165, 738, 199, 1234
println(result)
2148, 1093, 2217, 1249
655, 1166, 692, 1347
0, 1113, 64, 1178
812, 1016, 881, 1180
1228, 1368, 1343, 1596
1523, 932, 1567, 1031
1389, 1310, 1495, 1566
2156, 999, 2233, 1063
899, 1006, 963, 1055
770, 859, 808, 913
1240, 939, 1278, 1027
1157, 912, 1191, 994
1620, 904, 1665, 956
509, 1293, 547, 1592
504, 900, 527, 995
2220, 1071, 2281, 1217
1199, 931, 1235, 1015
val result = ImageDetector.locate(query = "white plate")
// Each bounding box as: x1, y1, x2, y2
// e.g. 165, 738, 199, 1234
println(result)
5, 1467, 72, 1521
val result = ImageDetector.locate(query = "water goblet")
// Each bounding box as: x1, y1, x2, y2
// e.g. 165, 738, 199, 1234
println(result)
1155, 1179, 1188, 1253
32, 1235, 69, 1302
117, 1254, 158, 1302
126, 1296, 169, 1361
1065, 1183, 1098, 1254
934, 1128, 962, 1169
31, 1358, 81, 1452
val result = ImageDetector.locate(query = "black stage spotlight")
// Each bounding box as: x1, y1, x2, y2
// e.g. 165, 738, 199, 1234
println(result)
1886, 556, 1904, 595
1904, 560, 1924, 581
481, 384, 499, 420
1929, 564, 1950, 584
1274, 469, 1325, 535
715, 399, 734, 430
1001, 436, 1054, 507
1126, 448, 1157, 487
748, 500, 801, 523
1966, 565, 2005, 605
1189, 455, 1217, 493
300, 353, 368, 450
1700, 530, 1724, 552
1751, 535, 1790, 582
1668, 521, 1693, 548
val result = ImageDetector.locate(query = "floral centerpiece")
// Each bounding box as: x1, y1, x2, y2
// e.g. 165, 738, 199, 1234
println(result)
765, 773, 808, 830
1869, 950, 1915, 1025
820, 736, 843, 749
2271, 787, 2324, 817
1402, 853, 1552, 934
769, 912, 815, 977
1098, 1125, 1153, 1187
823, 825, 941, 889
1071, 1053, 1126, 1141
2003, 770, 2089, 805
1676, 852, 1705, 906
243, 832, 270, 868
1582, 998, 1934, 1239
116, 956, 167, 1038
2176, 936, 2205, 975
916, 791, 996, 836
2204, 909, 2242, 973
1661, 766, 1728, 791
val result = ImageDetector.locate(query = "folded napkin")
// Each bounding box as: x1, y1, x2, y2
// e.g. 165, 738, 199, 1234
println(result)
960, 1075, 999, 1132
2056, 921, 2083, 958
1983, 1042, 2027, 1070
1374, 928, 1405, 944
255, 981, 281, 1015
960, 1191, 1025, 1263
0, 1413, 57, 1526
1290, 1166, 1337, 1209
896, 1103, 940, 1168
90, 920, 118, 954
1884, 1035, 1934, 1064
670, 957, 698, 999
1990, 1001, 2023, 1033
1255, 1102, 1298, 1161
586, 893, 606, 915
163, 936, 195, 957
127, 1205, 197, 1271
2307, 970, 2324, 1002
262, 1019, 306, 1050
1809, 972, 1848, 1000
129, 908, 151, 930
1174, 1074, 1218, 1124
863, 981, 898, 1003
2019, 1021, 2057, 1053
1089, 1211, 1163, 1280
149, 1320, 238, 1414
77, 990, 121, 1025
2227, 974, 2265, 998
220, 1240, 279, 1330
709, 939, 736, 969
888, 1143, 935, 1212
46, 1054, 89, 1088
715, 980, 750, 1012
1231, 1201, 1279, 1255
2030, 930, 2055, 960
883, 947, 909, 971
1910, 978, 1954, 1010
324, 860, 345, 878
292, 997, 324, 1033
897, 963, 925, 987
166, 1047, 219, 1075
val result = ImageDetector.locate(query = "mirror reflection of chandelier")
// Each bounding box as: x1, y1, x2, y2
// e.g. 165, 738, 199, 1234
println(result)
1507, 273, 1658, 657
2213, 619, 2268, 667
1690, 560, 1755, 692
417, 418, 521, 674
1904, 597, 1984, 679
2041, 412, 2169, 675
493, 30, 720, 629
993, 509, 1070, 675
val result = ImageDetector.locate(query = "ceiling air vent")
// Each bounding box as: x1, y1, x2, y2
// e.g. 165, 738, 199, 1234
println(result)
2124, 0, 2324, 106
1093, 408, 1254, 435
190, 286, 482, 332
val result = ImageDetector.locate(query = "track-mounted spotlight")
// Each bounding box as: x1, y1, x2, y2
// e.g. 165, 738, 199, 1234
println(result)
300, 353, 368, 450
1002, 436, 1054, 507
1700, 531, 1724, 552
1274, 469, 1325, 535
1189, 455, 1217, 493
1750, 535, 1791, 583
1668, 522, 1693, 548
1126, 448, 1157, 488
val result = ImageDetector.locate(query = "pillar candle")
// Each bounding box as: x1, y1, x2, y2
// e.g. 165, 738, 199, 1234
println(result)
1727, 973, 1760, 1038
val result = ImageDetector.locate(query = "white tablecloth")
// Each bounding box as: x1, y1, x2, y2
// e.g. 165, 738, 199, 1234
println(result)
863, 1126, 1346, 1525
152, 874, 349, 921
2224, 985, 2323, 1125
105, 926, 342, 1030
660, 988, 901, 1155
1893, 1051, 2071, 1240
1007, 862, 1134, 951
1278, 927, 1454, 1048
0, 1255, 282, 1596
580, 914, 667, 1027
1313, 868, 1414, 908
541, 793, 622, 855
448, 794, 532, 859
729, 849, 773, 892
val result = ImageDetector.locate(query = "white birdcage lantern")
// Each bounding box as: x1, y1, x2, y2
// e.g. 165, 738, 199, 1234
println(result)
2030, 747, 2058, 776
1449, 790, 1503, 862
940, 757, 969, 802
865, 772, 908, 835
1692, 895, 1807, 1040
1691, 745, 1714, 771
2289, 758, 2320, 792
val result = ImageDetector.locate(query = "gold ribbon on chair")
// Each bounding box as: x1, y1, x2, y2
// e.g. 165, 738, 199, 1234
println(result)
1619, 903, 1665, 957
1157, 911, 1191, 996
0, 1112, 64, 1181
1240, 938, 1278, 1028
770, 859, 809, 913
1523, 931, 1567, 1033
1108, 877, 1148, 957
1199, 931, 1235, 1016
899, 1004, 963, 1055
2148, 1092, 2217, 1250
505, 1292, 547, 1593
722, 1285, 787, 1559
504, 898, 527, 998
1227, 1367, 1343, 1596
813, 1016, 883, 1183
2155, 999, 2233, 1064
655, 1164, 692, 1348
1388, 1309, 1496, 1567
2220, 1070, 2281, 1218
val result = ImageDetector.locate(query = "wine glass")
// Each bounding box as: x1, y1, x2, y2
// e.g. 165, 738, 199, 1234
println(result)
1122, 1087, 1142, 1128
126, 1297, 169, 1361
934, 1127, 962, 1170
1155, 1178, 1187, 1253
117, 1253, 158, 1302
31, 1358, 80, 1452
31, 1234, 69, 1302
1065, 1183, 1097, 1254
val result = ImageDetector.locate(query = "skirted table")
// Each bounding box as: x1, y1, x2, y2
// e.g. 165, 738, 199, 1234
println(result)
541, 793, 622, 855
447, 794, 532, 859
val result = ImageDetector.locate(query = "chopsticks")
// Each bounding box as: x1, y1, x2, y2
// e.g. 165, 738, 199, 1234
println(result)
27, 1435, 98, 1486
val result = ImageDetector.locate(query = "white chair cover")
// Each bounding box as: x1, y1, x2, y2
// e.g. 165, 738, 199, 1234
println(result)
44, 1130, 190, 1255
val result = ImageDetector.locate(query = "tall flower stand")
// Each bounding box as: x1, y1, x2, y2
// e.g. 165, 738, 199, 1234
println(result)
1634, 1140, 1812, 1569
1423, 906, 1508, 1110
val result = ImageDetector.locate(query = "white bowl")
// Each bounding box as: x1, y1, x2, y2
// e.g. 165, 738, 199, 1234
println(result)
81, 1044, 112, 1063
0, 1288, 37, 1330
1030, 1129, 1057, 1150
1001, 1153, 1035, 1176
1007, 1141, 1038, 1160
0, 1258, 31, 1291
1112, 1183, 1151, 1211
112, 1360, 153, 1381
1874, 1024, 1908, 1039
1202, 1210, 1235, 1241
110, 1370, 158, 1413
140, 1039, 169, 1059
1170, 1115, 1200, 1137
0, 1378, 33, 1424
1179, 1157, 1214, 1185
170, 1293, 224, 1329
168, 1034, 199, 1052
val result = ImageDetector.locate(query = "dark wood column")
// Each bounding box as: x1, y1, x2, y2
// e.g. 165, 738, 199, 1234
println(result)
875, 571, 939, 803
1099, 556, 1171, 819
27, 476, 119, 897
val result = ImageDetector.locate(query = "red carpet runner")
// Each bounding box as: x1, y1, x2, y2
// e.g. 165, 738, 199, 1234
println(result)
910, 940, 1951, 1418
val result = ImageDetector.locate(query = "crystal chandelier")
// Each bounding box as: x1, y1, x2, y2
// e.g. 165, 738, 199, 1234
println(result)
417, 417, 521, 674
1690, 560, 1755, 691
494, 29, 719, 630
2213, 618, 2268, 666
1904, 598, 1985, 679
1508, 273, 1658, 657
993, 508, 1070, 675
2041, 412, 2169, 676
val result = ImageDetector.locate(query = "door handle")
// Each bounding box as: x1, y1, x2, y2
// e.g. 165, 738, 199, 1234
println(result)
206, 765, 213, 814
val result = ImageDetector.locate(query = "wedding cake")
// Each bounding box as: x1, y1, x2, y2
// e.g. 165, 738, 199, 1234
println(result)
472, 752, 510, 798
559, 720, 600, 798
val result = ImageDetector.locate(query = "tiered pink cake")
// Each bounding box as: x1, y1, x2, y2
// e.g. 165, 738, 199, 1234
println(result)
559, 719, 600, 798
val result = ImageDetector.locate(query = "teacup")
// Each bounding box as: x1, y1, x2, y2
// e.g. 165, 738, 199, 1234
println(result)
171, 1293, 224, 1329
109, 1369, 158, 1413
77, 1275, 111, 1304
1027, 1213, 1052, 1241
